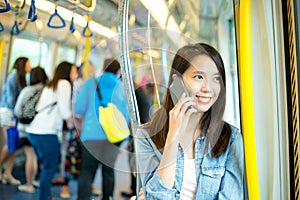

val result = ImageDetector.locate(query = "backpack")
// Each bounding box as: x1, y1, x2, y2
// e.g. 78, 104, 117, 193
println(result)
18, 87, 43, 124
95, 78, 130, 143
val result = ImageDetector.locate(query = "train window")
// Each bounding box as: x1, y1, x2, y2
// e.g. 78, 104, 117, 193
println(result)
120, 0, 240, 127
55, 45, 77, 66
10, 38, 49, 69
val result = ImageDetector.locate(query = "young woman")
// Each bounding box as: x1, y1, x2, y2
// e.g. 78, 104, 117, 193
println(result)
136, 43, 245, 199
26, 61, 77, 200
0, 57, 32, 185
14, 67, 48, 193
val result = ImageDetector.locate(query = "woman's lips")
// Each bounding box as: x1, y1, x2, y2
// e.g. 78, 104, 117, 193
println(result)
196, 96, 211, 104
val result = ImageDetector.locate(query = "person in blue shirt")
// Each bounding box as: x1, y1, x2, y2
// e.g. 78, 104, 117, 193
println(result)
75, 58, 130, 200
136, 43, 245, 200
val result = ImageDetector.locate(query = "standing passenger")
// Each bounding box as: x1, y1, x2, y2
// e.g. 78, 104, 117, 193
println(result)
136, 43, 245, 199
75, 58, 130, 200
14, 67, 48, 193
0, 57, 32, 185
58, 60, 101, 199
26, 62, 77, 200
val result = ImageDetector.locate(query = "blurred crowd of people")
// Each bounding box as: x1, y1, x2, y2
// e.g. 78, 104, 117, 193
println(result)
0, 57, 152, 200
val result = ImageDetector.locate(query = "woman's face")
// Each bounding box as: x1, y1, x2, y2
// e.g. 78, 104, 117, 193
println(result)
70, 65, 78, 83
182, 54, 221, 113
25, 60, 32, 72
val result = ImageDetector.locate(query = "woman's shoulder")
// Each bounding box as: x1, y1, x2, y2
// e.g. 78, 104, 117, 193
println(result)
5, 72, 17, 84
227, 123, 243, 142
56, 80, 72, 92
137, 124, 154, 142
136, 124, 161, 153
137, 124, 150, 135
58, 79, 71, 86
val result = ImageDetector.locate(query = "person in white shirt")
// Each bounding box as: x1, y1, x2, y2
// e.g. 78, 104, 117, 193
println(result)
14, 66, 48, 193
26, 61, 78, 200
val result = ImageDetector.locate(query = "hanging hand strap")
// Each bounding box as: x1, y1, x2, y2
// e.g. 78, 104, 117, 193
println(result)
0, 22, 4, 32
28, 0, 37, 22
10, 20, 19, 35
82, 21, 93, 37
47, 8, 66, 29
69, 15, 75, 33
0, 0, 10, 13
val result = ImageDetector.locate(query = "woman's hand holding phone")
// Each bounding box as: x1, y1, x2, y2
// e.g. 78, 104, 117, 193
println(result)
167, 93, 197, 143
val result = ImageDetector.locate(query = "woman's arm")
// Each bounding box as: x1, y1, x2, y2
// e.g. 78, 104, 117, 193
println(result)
6, 74, 20, 109
74, 78, 91, 117
158, 94, 198, 188
14, 88, 27, 117
57, 80, 72, 119
135, 128, 178, 200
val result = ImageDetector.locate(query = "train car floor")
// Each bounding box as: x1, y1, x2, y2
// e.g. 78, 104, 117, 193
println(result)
0, 141, 132, 200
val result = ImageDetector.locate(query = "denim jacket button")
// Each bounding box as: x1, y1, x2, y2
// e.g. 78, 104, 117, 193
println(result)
197, 145, 201, 149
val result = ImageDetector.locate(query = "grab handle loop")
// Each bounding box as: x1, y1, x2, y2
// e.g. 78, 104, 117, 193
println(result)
28, 0, 37, 22
82, 21, 93, 37
0, 22, 4, 32
10, 20, 20, 35
47, 8, 66, 29
0, 0, 10, 13
69, 15, 75, 33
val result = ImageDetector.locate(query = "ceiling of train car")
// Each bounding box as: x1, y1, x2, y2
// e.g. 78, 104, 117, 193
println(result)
90, 0, 232, 42
0, 0, 233, 45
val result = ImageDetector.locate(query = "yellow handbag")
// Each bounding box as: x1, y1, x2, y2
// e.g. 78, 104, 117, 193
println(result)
99, 103, 130, 143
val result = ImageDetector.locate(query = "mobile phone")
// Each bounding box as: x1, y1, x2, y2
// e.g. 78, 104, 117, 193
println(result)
169, 76, 189, 105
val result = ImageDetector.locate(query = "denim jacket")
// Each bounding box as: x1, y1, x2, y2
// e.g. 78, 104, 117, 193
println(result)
1, 72, 22, 109
136, 124, 245, 200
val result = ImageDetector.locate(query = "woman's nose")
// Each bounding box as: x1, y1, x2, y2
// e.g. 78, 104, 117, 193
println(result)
201, 80, 211, 92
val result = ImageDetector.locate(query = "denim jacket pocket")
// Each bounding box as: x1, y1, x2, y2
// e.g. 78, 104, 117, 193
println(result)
200, 166, 225, 198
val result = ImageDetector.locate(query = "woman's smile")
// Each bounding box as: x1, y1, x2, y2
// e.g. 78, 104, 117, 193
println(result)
196, 96, 212, 104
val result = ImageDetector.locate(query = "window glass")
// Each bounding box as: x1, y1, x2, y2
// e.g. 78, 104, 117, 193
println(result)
10, 38, 49, 69
56, 45, 77, 66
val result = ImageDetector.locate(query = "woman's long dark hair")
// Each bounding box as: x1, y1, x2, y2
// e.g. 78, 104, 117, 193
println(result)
13, 57, 29, 88
47, 61, 73, 91
145, 43, 231, 158
30, 67, 48, 85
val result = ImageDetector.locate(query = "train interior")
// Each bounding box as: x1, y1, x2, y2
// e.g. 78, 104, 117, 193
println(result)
0, 0, 300, 199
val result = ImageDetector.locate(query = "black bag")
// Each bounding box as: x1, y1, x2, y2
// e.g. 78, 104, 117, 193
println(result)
18, 87, 43, 124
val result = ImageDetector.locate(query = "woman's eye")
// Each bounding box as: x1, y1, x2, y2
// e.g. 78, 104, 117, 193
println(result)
214, 76, 221, 81
194, 75, 203, 80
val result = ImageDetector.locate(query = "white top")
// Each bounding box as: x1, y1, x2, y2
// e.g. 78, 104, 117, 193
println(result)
14, 83, 44, 138
26, 80, 72, 135
180, 158, 197, 200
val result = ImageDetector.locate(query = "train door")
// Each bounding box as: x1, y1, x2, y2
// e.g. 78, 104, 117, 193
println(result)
118, 0, 243, 197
